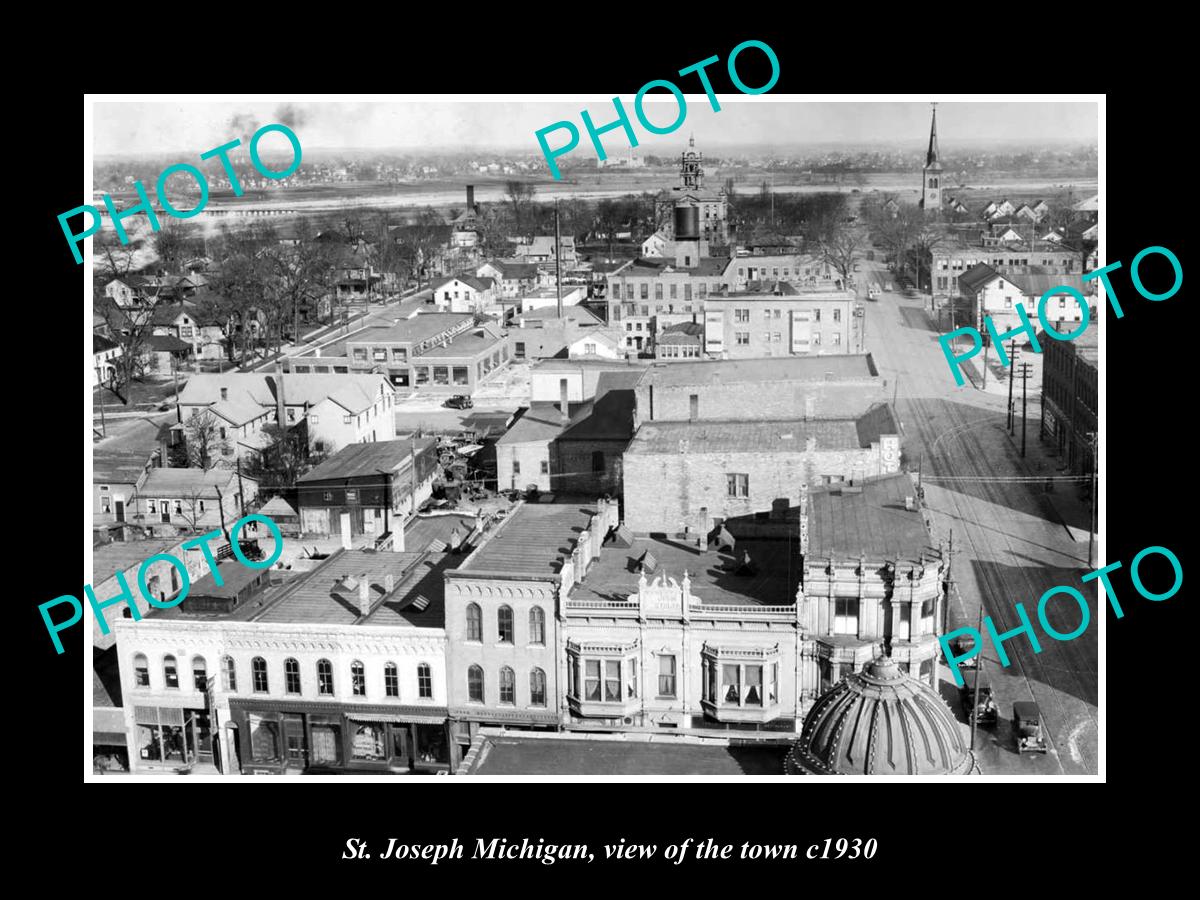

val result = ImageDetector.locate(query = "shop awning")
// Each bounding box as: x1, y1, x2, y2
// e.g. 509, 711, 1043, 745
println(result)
345, 712, 447, 726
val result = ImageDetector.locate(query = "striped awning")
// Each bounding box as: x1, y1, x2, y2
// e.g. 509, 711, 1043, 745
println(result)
345, 712, 447, 726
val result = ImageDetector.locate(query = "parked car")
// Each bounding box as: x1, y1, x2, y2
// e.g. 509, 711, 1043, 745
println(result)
960, 670, 998, 726
444, 394, 474, 409
1013, 701, 1048, 754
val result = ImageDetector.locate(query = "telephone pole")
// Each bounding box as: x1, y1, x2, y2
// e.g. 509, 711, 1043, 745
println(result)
1006, 339, 1018, 433
981, 334, 989, 389
969, 593, 985, 753
1019, 362, 1034, 457
1087, 432, 1098, 568
554, 199, 563, 319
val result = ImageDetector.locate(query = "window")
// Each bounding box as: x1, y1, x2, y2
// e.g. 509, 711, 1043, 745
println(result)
133, 653, 149, 688
323, 491, 333, 501
814, 308, 821, 322
895, 603, 912, 641
658, 655, 677, 697
540, 459, 549, 475
591, 450, 605, 472
452, 366, 469, 385
529, 606, 546, 645
773, 332, 781, 342
417, 663, 433, 699
384, 662, 399, 697
833, 309, 842, 322
640, 283, 648, 300
285, 658, 301, 695
655, 283, 663, 300
605, 660, 621, 702
514, 341, 526, 359
726, 473, 749, 498
343, 415, 352, 424
670, 283, 678, 299
813, 332, 822, 345
192, 656, 207, 691
832, 333, 841, 346
163, 655, 179, 689
351, 661, 366, 696
834, 597, 860, 635
499, 666, 515, 704
530, 668, 547, 706
497, 605, 514, 644
512, 460, 521, 476
252, 657, 269, 693
467, 665, 484, 702
735, 308, 750, 323
584, 660, 601, 701
433, 366, 449, 385
222, 656, 237, 692
735, 332, 750, 345
373, 348, 387, 362
626, 658, 638, 699
345, 489, 358, 502
466, 603, 482, 641
392, 348, 407, 362
722, 664, 740, 703
317, 659, 334, 695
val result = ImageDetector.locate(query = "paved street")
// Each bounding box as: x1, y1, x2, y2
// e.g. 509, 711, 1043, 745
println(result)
859, 257, 1098, 776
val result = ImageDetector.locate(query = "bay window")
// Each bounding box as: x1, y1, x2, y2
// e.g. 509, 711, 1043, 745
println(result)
701, 645, 781, 721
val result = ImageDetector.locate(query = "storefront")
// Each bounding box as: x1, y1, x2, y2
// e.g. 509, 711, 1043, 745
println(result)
229, 699, 452, 775
133, 704, 213, 770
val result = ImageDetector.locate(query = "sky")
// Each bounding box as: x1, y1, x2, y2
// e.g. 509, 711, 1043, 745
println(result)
93, 98, 1099, 157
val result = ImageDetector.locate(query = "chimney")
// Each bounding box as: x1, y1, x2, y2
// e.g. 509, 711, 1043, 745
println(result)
394, 519, 406, 552
274, 361, 287, 426
358, 577, 371, 616
385, 573, 395, 594
466, 184, 475, 210
559, 378, 570, 425
340, 512, 352, 550
313, 347, 321, 358
905, 496, 915, 511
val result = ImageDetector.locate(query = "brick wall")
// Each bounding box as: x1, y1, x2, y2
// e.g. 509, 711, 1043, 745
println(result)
552, 438, 627, 497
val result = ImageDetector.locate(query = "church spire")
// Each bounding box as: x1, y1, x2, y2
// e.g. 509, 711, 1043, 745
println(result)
926, 103, 940, 167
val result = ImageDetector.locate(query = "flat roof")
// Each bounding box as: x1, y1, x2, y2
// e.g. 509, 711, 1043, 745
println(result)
806, 473, 938, 560
465, 733, 790, 775
572, 535, 795, 608
188, 559, 266, 598
460, 503, 596, 577
627, 418, 863, 455
636, 355, 877, 388
344, 313, 473, 346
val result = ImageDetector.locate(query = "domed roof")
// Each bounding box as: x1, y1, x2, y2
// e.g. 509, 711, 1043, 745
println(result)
786, 655, 972, 775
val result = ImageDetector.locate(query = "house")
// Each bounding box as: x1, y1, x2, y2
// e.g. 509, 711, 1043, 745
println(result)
429, 275, 494, 314
946, 198, 969, 215
654, 322, 704, 360
1066, 219, 1099, 242
94, 446, 162, 528
295, 437, 440, 538
132, 467, 257, 535
516, 285, 587, 314
566, 329, 623, 359
177, 371, 397, 458
93, 333, 123, 386
514, 236, 577, 266
957, 263, 1091, 336
641, 230, 670, 258
476, 259, 541, 299
1032, 200, 1050, 219
143, 333, 192, 375
530, 358, 646, 404
984, 199, 1016, 220
1014, 205, 1040, 223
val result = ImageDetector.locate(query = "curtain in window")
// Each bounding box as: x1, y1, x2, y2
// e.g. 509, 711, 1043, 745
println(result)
722, 664, 741, 704
745, 665, 763, 706
585, 660, 601, 701
605, 661, 621, 702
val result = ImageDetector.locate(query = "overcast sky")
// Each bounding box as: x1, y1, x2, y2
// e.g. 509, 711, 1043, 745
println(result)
93, 99, 1099, 156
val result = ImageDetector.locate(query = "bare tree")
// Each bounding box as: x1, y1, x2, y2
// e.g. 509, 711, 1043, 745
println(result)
242, 422, 329, 496
819, 225, 866, 287
96, 297, 154, 397
505, 181, 535, 233
183, 410, 232, 471
154, 219, 204, 274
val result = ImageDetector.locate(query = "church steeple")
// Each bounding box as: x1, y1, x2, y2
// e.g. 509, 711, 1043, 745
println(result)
921, 103, 943, 214
926, 103, 940, 167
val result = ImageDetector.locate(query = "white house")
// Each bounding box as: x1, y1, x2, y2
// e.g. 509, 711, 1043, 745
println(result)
430, 275, 494, 314
93, 333, 123, 386
567, 330, 623, 359
641, 230, 670, 258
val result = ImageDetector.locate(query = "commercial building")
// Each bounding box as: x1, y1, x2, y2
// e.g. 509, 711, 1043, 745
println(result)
622, 403, 902, 534
112, 512, 485, 775
957, 264, 1091, 337
703, 284, 862, 357
1041, 326, 1097, 477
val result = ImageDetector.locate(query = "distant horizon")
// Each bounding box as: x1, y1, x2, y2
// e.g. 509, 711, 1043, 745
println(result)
93, 100, 1099, 157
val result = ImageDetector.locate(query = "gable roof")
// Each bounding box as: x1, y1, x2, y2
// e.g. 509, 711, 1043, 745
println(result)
957, 263, 1003, 293
298, 437, 437, 483
139, 467, 250, 499
178, 372, 392, 424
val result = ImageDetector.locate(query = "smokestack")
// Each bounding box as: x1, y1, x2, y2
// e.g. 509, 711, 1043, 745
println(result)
560, 378, 570, 425
358, 577, 371, 616
394, 518, 406, 552
466, 184, 475, 211
340, 512, 352, 550
274, 361, 287, 426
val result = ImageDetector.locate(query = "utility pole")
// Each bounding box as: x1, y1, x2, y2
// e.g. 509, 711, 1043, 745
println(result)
1020, 362, 1033, 457
171, 353, 182, 425
981, 333, 989, 389
969, 593, 984, 753
235, 457, 247, 518
95, 369, 108, 438
554, 199, 563, 319
1087, 432, 1098, 568
1006, 340, 1018, 433
917, 452, 923, 491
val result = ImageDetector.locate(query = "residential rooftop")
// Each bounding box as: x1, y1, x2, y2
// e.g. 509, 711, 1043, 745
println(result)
806, 472, 938, 560
298, 437, 437, 483
636, 354, 878, 388
139, 467, 250, 498
571, 535, 796, 608
458, 503, 597, 577
94, 449, 155, 485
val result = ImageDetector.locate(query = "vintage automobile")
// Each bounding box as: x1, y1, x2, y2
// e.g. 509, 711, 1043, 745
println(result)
959, 670, 998, 726
1013, 701, 1048, 754
948, 633, 979, 668
444, 394, 474, 409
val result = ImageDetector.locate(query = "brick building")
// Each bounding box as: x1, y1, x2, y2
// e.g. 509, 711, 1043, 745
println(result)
622, 404, 902, 535
703, 284, 862, 357
1040, 327, 1097, 477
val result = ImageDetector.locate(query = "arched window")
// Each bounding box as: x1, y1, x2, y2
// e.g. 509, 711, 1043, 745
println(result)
417, 663, 433, 699
499, 666, 515, 705
317, 659, 334, 696
133, 653, 149, 688
528, 606, 545, 645
163, 654, 179, 689
384, 662, 399, 698
251, 657, 268, 693
467, 665, 484, 702
191, 656, 207, 691
284, 658, 301, 695
351, 661, 366, 696
497, 605, 514, 644
466, 603, 482, 642
222, 656, 237, 692
530, 667, 547, 707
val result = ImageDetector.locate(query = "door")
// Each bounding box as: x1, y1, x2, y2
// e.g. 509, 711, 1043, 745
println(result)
160, 500, 170, 524
114, 499, 125, 523
282, 715, 308, 771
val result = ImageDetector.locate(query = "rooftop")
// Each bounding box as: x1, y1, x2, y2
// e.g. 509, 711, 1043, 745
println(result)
185, 558, 267, 599
343, 313, 473, 347
572, 535, 796, 608
94, 449, 155, 485
178, 372, 391, 423
465, 732, 791, 775
139, 467, 248, 499
497, 402, 589, 445
636, 354, 878, 389
710, 284, 855, 299
460, 503, 597, 577
298, 437, 437, 484
93, 537, 185, 586
420, 323, 505, 358
806, 473, 938, 560
619, 257, 732, 278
